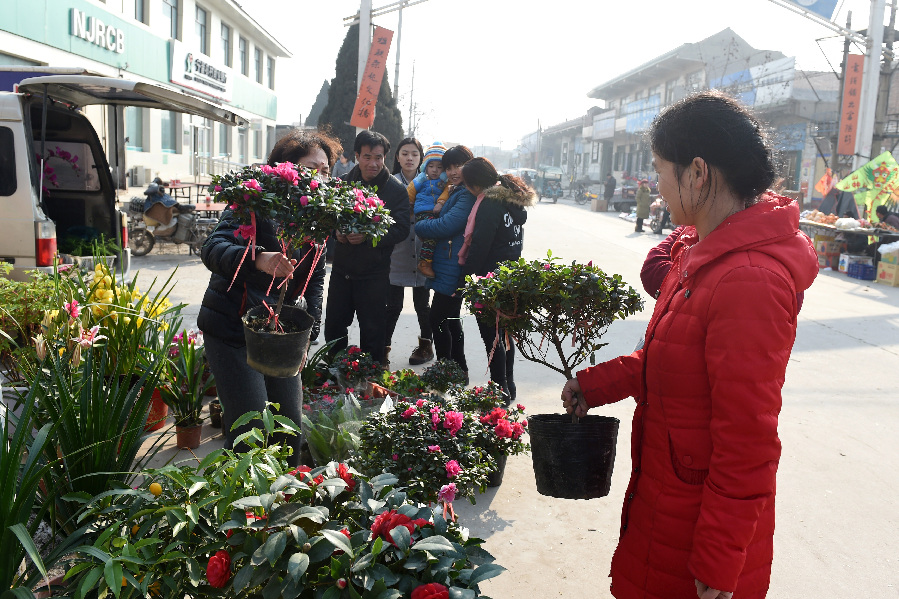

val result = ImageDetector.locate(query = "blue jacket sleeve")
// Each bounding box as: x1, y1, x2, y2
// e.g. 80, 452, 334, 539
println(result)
414, 189, 474, 240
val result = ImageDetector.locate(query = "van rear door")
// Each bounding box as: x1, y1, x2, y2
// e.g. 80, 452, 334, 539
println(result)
17, 75, 246, 126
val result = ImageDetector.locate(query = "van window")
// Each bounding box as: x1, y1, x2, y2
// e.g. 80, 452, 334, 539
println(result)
33, 141, 100, 192
0, 127, 15, 196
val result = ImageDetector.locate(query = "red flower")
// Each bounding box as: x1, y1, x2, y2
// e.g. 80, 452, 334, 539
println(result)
511, 422, 525, 439
206, 550, 231, 588
411, 583, 450, 599
370, 510, 429, 545
337, 463, 356, 492
494, 419, 514, 439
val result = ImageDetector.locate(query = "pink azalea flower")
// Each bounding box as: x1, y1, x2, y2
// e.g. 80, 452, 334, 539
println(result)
64, 300, 80, 319
214, 185, 223, 192
415, 399, 426, 408
310, 180, 319, 190
260, 165, 275, 174
543, 263, 552, 270
234, 224, 256, 240
587, 260, 593, 267
438, 483, 457, 503
402, 407, 416, 419
445, 460, 462, 478
517, 404, 526, 411
372, 215, 381, 223
443, 411, 464, 436
244, 179, 262, 191
274, 163, 299, 185
300, 195, 309, 207
511, 422, 526, 439
229, 203, 238, 210
428, 445, 441, 453
472, 302, 484, 310
353, 188, 366, 201
485, 272, 495, 279
392, 454, 399, 461
353, 201, 364, 213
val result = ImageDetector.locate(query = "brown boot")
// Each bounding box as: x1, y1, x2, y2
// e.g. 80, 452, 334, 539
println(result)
408, 336, 434, 365
381, 346, 391, 368
417, 259, 435, 278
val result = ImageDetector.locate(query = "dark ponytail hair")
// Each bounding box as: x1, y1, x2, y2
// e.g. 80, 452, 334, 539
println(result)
462, 157, 530, 194
650, 90, 776, 207
391, 137, 423, 174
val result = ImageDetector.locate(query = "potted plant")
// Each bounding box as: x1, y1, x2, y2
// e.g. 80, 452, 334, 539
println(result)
332, 345, 384, 389
65, 406, 505, 599
158, 329, 213, 449
356, 395, 494, 506
456, 381, 530, 487
300, 388, 384, 466
376, 367, 427, 399
420, 358, 468, 395
462, 252, 643, 499
211, 164, 394, 377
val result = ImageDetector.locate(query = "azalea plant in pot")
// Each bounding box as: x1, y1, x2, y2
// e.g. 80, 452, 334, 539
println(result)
355, 396, 494, 510
420, 359, 468, 394
65, 405, 504, 599
461, 252, 643, 499
332, 345, 384, 389
211, 164, 393, 377
158, 328, 213, 448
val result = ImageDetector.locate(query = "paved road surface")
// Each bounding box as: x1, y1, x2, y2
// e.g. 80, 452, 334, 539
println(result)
132, 197, 899, 598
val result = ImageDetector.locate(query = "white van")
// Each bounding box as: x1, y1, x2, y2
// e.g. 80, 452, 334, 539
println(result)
0, 75, 244, 279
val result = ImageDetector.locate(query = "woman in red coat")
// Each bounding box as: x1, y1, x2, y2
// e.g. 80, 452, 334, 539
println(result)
562, 92, 819, 599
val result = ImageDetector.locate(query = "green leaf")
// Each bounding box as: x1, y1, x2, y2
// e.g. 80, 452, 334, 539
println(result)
103, 560, 122, 598
372, 590, 403, 599
261, 573, 283, 599
187, 481, 207, 497
269, 504, 327, 527
187, 557, 202, 586
467, 563, 507, 586
230, 410, 259, 431
262, 408, 275, 435
389, 525, 410, 552
9, 524, 49, 581
186, 503, 199, 524
305, 537, 336, 563
350, 552, 373, 573
233, 563, 254, 593
198, 448, 226, 470
263, 531, 288, 566
448, 588, 476, 599
287, 552, 309, 582
410, 536, 456, 553
320, 529, 353, 556
322, 586, 342, 599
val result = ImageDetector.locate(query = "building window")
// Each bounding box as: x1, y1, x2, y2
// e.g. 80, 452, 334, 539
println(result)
161, 0, 179, 40
195, 6, 208, 55
239, 37, 248, 76
221, 24, 231, 67
614, 146, 622, 171
591, 141, 600, 163
267, 57, 275, 90
254, 48, 263, 84
218, 123, 230, 156
238, 127, 248, 163
665, 78, 677, 104
125, 107, 144, 151
253, 130, 262, 158
161, 111, 178, 153
128, 0, 147, 24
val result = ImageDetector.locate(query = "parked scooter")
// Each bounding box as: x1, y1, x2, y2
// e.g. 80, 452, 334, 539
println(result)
648, 197, 675, 235
574, 180, 598, 205
127, 180, 218, 257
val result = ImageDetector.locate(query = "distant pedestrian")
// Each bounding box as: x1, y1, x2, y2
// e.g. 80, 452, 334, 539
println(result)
634, 179, 651, 232
384, 137, 436, 368
324, 130, 410, 364
604, 172, 617, 202
332, 152, 354, 179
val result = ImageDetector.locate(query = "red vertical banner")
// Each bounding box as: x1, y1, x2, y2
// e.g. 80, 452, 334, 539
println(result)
838, 54, 864, 156
350, 26, 394, 129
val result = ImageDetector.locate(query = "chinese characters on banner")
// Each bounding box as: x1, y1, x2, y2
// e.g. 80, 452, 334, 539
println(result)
350, 26, 394, 129
838, 54, 864, 156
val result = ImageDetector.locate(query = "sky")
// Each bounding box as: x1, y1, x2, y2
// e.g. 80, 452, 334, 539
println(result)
241, 0, 885, 150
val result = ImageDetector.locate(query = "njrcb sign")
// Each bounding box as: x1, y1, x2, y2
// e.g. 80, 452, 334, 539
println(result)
70, 8, 125, 54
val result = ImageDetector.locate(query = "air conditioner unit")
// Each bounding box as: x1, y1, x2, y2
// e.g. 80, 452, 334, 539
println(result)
130, 166, 145, 187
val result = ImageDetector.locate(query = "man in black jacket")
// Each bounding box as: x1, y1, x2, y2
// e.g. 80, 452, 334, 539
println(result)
324, 130, 410, 363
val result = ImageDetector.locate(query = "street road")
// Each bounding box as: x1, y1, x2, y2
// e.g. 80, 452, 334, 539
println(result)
132, 198, 899, 598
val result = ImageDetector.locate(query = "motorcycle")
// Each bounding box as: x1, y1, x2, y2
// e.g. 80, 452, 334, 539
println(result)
647, 198, 675, 235
574, 181, 598, 205
126, 182, 218, 257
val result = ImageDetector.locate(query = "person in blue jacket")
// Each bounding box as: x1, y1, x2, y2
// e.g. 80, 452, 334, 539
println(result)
413, 145, 476, 378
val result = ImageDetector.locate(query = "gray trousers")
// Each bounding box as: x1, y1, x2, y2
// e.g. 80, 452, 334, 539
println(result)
203, 335, 303, 466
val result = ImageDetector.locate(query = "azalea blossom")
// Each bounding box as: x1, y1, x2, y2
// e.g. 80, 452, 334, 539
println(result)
402, 407, 416, 419
244, 178, 262, 191
445, 460, 462, 478
443, 411, 464, 436
214, 185, 223, 192
427, 445, 441, 453
235, 224, 256, 240
310, 179, 319, 190
438, 483, 457, 503
64, 299, 80, 319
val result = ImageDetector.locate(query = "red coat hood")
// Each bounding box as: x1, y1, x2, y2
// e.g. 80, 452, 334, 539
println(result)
672, 193, 818, 294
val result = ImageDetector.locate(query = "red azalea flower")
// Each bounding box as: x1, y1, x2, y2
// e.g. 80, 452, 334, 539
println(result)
511, 422, 525, 439
206, 550, 231, 588
494, 419, 514, 439
411, 582, 450, 599
337, 463, 356, 492
370, 510, 430, 545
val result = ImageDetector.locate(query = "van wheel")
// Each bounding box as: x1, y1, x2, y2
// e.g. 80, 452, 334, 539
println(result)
130, 229, 155, 257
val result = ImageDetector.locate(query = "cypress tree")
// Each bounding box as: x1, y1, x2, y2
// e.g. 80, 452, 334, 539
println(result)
305, 80, 330, 128
318, 24, 404, 156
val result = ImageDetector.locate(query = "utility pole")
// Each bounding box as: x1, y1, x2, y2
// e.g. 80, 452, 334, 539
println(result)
835, 11, 853, 175
407, 60, 415, 136
355, 0, 372, 136
855, 0, 887, 168
394, 1, 405, 99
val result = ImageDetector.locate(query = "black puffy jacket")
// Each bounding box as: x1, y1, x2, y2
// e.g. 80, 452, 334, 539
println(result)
461, 184, 535, 277
197, 209, 326, 346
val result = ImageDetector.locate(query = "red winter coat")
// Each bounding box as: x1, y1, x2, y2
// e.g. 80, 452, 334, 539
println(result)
576, 195, 818, 599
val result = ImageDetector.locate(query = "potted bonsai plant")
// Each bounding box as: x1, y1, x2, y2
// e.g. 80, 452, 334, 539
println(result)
158, 328, 213, 449
420, 358, 468, 395
210, 164, 394, 378
462, 252, 643, 499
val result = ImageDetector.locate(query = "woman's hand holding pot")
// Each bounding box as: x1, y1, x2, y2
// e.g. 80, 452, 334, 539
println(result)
256, 251, 296, 278
562, 378, 588, 418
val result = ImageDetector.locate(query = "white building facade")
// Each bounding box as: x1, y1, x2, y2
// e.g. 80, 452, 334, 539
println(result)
0, 0, 290, 185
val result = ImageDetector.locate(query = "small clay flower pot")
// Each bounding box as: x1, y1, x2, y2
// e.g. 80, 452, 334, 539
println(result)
175, 424, 203, 449
208, 399, 223, 428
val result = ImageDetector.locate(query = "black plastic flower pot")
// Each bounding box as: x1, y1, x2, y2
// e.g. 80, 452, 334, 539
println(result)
529, 414, 619, 499
486, 454, 508, 488
242, 304, 314, 378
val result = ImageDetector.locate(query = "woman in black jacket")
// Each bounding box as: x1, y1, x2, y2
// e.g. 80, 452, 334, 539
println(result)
197, 129, 341, 464
459, 158, 534, 402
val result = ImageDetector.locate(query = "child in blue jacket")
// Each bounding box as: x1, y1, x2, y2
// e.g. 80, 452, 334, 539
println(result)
408, 142, 450, 277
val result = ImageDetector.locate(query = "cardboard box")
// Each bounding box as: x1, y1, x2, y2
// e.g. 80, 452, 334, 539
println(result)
591, 198, 608, 212
839, 254, 874, 273
881, 250, 899, 265
876, 262, 899, 286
